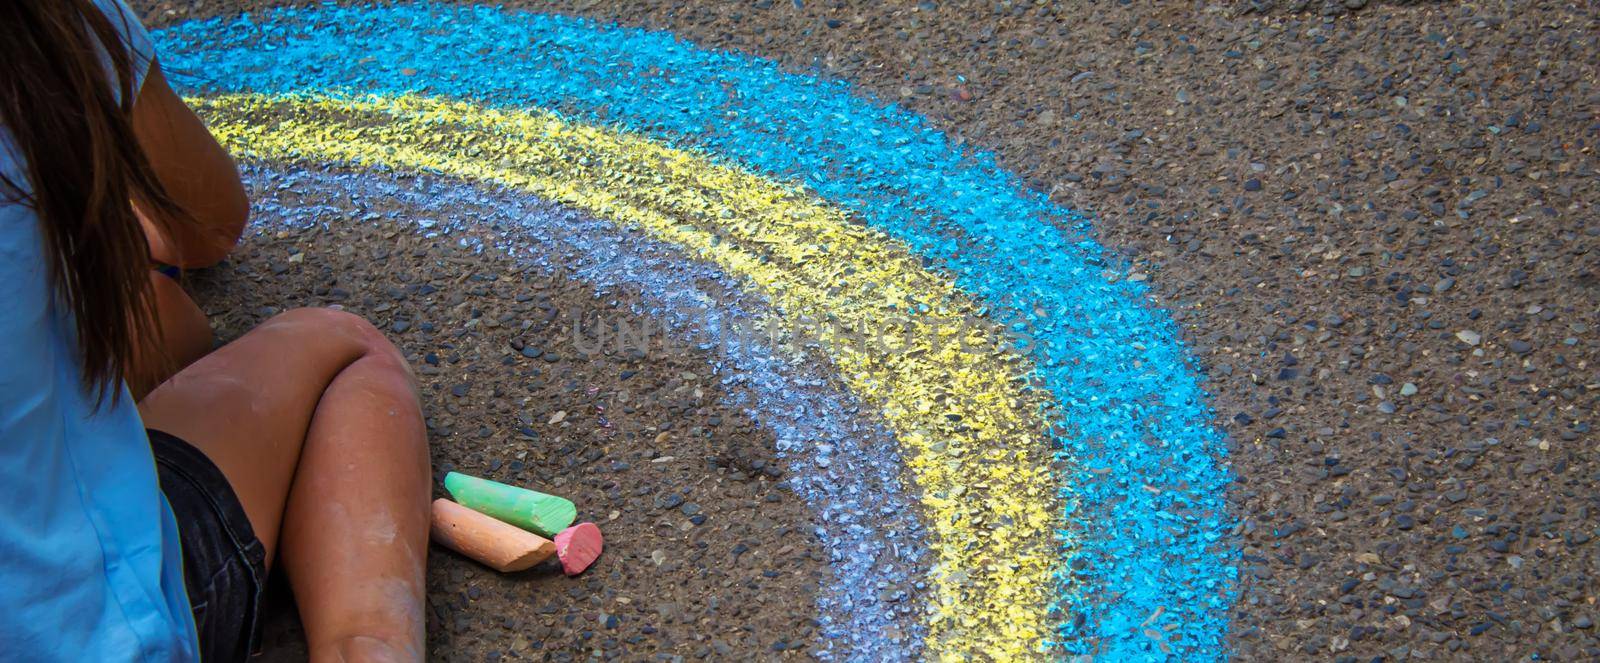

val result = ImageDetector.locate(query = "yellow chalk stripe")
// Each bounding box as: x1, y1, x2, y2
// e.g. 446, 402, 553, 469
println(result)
192, 92, 1061, 659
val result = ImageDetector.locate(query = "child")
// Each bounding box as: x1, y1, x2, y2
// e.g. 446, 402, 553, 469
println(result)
1, 1, 430, 660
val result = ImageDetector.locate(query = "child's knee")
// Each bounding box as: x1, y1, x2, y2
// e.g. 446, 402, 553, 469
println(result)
270, 307, 379, 339
268, 308, 404, 358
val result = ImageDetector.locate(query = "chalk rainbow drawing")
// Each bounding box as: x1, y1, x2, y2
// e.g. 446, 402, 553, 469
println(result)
156, 3, 1235, 660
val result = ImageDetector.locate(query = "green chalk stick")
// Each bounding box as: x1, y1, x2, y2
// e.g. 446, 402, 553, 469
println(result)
444, 472, 576, 538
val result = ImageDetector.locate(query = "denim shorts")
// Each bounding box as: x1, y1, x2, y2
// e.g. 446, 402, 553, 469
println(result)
150, 429, 266, 662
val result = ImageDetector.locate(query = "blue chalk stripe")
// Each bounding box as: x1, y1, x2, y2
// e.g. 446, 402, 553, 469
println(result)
158, 6, 1235, 657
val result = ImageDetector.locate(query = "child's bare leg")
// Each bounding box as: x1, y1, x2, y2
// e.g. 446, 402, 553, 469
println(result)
139, 307, 430, 660
280, 329, 431, 660
128, 270, 213, 399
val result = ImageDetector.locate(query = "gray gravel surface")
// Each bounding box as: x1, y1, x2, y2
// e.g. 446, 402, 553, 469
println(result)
134, 1, 1600, 660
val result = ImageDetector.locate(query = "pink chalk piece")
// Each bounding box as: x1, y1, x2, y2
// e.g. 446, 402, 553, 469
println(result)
553, 522, 604, 576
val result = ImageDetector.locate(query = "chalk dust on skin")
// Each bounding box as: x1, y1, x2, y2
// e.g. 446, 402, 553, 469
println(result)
191, 182, 828, 660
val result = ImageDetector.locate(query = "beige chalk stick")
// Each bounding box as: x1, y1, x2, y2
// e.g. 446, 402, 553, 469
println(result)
430, 498, 556, 573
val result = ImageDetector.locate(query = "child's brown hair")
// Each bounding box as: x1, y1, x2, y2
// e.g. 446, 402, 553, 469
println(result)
1, 0, 191, 403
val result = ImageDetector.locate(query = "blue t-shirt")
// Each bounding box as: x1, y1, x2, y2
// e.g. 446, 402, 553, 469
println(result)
0, 1, 200, 660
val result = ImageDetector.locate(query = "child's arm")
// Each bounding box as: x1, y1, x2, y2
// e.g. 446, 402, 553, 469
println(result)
131, 59, 248, 269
